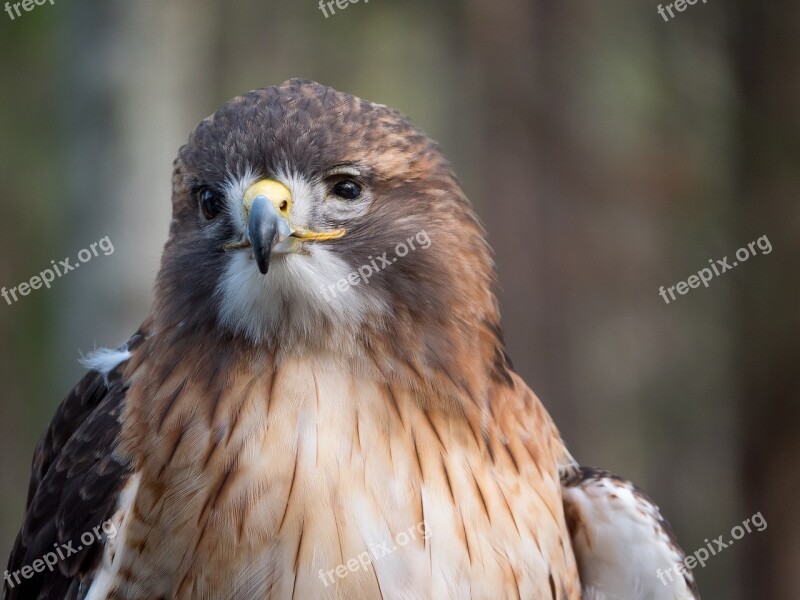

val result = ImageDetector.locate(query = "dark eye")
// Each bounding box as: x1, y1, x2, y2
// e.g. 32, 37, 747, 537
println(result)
331, 179, 362, 201
196, 187, 224, 220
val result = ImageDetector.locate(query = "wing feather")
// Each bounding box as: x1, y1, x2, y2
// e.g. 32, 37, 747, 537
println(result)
3, 334, 140, 600
562, 466, 701, 600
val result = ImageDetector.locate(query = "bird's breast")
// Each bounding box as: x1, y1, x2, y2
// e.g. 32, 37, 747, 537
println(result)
93, 354, 579, 599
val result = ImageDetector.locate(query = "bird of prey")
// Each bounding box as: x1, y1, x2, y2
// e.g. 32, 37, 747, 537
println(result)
4, 80, 700, 600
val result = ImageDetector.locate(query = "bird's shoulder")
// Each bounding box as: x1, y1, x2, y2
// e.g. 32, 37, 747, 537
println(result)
489, 373, 699, 598
489, 368, 574, 471
561, 466, 701, 599
3, 332, 142, 600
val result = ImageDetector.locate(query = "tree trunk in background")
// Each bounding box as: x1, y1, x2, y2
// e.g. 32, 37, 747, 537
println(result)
735, 3, 800, 597
462, 0, 578, 440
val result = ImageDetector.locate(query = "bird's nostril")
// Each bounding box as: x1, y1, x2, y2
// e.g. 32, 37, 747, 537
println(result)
279, 200, 288, 212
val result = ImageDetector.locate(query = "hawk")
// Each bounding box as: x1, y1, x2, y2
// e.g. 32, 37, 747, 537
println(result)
4, 80, 699, 600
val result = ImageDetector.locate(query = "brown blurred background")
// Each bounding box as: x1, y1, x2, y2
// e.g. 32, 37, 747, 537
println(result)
1, 0, 798, 597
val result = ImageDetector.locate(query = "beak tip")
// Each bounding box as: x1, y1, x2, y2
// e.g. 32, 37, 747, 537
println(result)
248, 195, 280, 276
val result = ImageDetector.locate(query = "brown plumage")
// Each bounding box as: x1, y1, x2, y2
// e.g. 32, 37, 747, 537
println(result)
5, 80, 697, 600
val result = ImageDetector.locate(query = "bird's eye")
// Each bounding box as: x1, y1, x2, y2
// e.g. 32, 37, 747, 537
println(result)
196, 187, 224, 220
331, 179, 363, 201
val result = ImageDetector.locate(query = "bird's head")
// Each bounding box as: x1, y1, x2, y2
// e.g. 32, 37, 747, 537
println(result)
153, 80, 505, 382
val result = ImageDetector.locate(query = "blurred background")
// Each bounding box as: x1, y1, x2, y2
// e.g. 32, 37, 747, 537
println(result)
1, 0, 797, 597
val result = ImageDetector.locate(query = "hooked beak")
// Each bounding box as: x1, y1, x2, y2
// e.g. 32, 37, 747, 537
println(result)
247, 194, 288, 274
224, 179, 346, 275
243, 180, 293, 275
